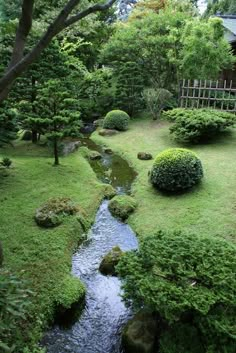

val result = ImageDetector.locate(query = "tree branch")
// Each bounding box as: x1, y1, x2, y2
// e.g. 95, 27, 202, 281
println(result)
64, 0, 117, 28
0, 0, 116, 103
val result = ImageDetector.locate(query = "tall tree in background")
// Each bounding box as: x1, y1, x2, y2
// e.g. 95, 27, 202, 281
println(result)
205, 0, 236, 15
0, 0, 117, 104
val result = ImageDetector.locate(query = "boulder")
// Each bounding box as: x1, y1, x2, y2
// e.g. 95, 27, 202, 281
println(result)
99, 129, 118, 137
99, 246, 123, 276
122, 310, 158, 353
104, 148, 113, 154
89, 150, 102, 160
108, 195, 137, 221
35, 197, 83, 228
94, 119, 104, 128
103, 184, 117, 199
62, 141, 81, 155
137, 152, 153, 161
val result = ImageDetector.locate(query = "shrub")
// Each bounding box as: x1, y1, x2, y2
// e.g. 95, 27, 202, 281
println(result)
163, 108, 236, 143
103, 110, 130, 131
143, 88, 172, 120
0, 157, 12, 168
117, 230, 236, 352
150, 148, 203, 192
0, 270, 33, 352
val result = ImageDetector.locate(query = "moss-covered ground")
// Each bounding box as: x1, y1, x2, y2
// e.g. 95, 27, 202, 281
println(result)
0, 140, 108, 349
92, 118, 236, 243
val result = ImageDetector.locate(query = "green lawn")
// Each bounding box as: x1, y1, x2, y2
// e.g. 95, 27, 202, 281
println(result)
0, 140, 109, 349
92, 118, 236, 243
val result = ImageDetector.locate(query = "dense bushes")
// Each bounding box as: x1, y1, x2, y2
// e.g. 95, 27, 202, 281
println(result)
164, 108, 236, 143
0, 270, 33, 352
150, 148, 203, 192
103, 110, 130, 131
117, 230, 236, 353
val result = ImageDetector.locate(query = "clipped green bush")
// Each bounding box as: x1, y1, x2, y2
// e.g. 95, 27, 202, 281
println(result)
103, 110, 130, 131
150, 148, 203, 192
117, 230, 236, 352
163, 108, 236, 143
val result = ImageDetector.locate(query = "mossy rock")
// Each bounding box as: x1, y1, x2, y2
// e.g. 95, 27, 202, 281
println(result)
137, 152, 153, 160
99, 129, 119, 137
103, 184, 117, 199
108, 195, 137, 221
35, 197, 86, 228
99, 246, 123, 276
55, 274, 86, 312
122, 310, 158, 353
89, 150, 102, 160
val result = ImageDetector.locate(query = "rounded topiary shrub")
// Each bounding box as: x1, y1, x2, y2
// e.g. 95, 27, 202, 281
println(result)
103, 110, 130, 131
150, 148, 203, 192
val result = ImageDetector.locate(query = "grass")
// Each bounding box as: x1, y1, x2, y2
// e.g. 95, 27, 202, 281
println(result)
92, 118, 236, 243
0, 140, 109, 350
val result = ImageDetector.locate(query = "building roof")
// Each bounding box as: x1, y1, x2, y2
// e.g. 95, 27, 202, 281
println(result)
217, 15, 236, 43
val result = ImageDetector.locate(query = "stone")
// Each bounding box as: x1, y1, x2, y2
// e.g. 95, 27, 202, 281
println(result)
137, 152, 153, 161
122, 310, 158, 353
104, 148, 113, 154
93, 119, 104, 128
108, 195, 137, 221
89, 150, 102, 160
35, 197, 83, 228
62, 141, 81, 155
103, 184, 117, 199
99, 246, 123, 276
99, 129, 119, 137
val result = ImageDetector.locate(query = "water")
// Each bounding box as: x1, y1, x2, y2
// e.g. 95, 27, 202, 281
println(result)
42, 137, 138, 353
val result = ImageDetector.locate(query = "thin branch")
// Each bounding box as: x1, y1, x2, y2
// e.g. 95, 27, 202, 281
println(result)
64, 0, 117, 28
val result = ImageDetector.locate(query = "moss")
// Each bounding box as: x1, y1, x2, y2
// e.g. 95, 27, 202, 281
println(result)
108, 195, 137, 221
99, 246, 123, 276
54, 274, 85, 310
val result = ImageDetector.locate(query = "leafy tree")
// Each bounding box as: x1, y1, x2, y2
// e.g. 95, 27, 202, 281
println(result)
21, 79, 81, 165
117, 230, 236, 352
0, 104, 18, 146
0, 0, 117, 104
142, 88, 172, 119
205, 0, 236, 15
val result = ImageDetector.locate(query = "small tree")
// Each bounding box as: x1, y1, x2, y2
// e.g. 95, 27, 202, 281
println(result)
142, 88, 172, 120
25, 79, 81, 165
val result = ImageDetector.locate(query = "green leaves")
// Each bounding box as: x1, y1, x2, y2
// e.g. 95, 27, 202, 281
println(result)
117, 230, 236, 351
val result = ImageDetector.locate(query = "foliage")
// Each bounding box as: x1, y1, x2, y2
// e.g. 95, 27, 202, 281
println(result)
150, 148, 203, 192
0, 269, 33, 352
180, 18, 235, 79
117, 230, 236, 352
165, 108, 236, 143
142, 88, 172, 120
103, 110, 130, 131
114, 62, 145, 116
54, 274, 85, 310
20, 79, 81, 165
0, 104, 18, 146
0, 157, 12, 168
108, 195, 137, 221
205, 0, 236, 16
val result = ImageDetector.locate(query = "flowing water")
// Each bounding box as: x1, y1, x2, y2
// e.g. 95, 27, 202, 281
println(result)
42, 137, 138, 353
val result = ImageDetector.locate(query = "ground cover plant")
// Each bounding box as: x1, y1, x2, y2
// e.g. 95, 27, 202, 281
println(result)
164, 108, 236, 143
0, 140, 108, 351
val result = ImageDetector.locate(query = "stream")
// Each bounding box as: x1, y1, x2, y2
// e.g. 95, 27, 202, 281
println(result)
42, 136, 138, 353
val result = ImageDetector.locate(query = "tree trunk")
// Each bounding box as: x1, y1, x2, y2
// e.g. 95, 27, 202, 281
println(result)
32, 130, 38, 143
54, 138, 59, 166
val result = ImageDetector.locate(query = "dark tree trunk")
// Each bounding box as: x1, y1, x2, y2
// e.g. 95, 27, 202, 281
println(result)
32, 130, 38, 143
54, 138, 59, 165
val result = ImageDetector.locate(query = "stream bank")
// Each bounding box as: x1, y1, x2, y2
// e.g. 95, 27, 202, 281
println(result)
42, 136, 139, 353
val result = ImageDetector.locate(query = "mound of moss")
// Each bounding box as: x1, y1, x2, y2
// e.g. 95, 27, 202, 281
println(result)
99, 246, 123, 276
108, 195, 137, 221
